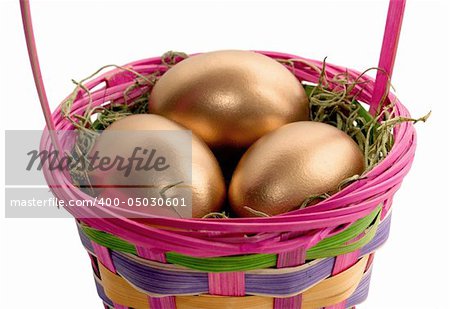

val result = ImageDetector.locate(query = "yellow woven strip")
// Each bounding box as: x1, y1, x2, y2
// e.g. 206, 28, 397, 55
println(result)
98, 255, 369, 309
176, 295, 272, 309
302, 255, 369, 309
99, 263, 150, 309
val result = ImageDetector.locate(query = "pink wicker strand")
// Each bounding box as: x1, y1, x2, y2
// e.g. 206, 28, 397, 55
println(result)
148, 297, 176, 309
276, 232, 307, 268
19, 0, 62, 153
208, 272, 246, 296
136, 246, 167, 263
370, 0, 406, 113
92, 242, 116, 273
274, 239, 306, 309
19, 2, 415, 308
325, 250, 361, 309
91, 243, 131, 309
274, 295, 303, 309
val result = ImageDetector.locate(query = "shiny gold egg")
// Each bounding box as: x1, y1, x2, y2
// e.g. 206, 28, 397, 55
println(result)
149, 50, 309, 148
88, 114, 225, 218
229, 121, 365, 217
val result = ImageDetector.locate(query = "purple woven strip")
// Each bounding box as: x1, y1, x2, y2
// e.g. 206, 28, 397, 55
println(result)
274, 295, 302, 308
139, 242, 176, 309
79, 213, 391, 298
246, 257, 334, 296
274, 241, 306, 308
111, 251, 209, 294
113, 303, 127, 309
148, 296, 176, 309
95, 279, 113, 307
110, 248, 333, 296
94, 269, 373, 309
346, 268, 373, 307
208, 272, 246, 296
111, 246, 333, 295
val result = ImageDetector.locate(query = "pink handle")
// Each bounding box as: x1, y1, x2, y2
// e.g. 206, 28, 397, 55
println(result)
20, 0, 62, 152
21, 0, 406, 127
370, 0, 406, 114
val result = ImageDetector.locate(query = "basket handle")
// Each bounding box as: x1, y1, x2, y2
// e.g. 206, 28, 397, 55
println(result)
20, 0, 406, 148
20, 0, 62, 153
370, 0, 406, 114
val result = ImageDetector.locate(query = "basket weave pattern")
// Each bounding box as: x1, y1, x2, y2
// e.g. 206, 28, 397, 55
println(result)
38, 51, 416, 309
18, 0, 411, 306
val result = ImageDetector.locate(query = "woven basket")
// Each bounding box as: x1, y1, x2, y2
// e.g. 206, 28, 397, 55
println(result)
21, 1, 413, 308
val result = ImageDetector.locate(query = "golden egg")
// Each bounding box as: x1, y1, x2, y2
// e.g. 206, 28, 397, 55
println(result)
88, 114, 225, 218
149, 50, 309, 148
229, 121, 365, 217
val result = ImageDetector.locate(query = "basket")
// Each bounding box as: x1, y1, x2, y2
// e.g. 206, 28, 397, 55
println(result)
21, 0, 413, 308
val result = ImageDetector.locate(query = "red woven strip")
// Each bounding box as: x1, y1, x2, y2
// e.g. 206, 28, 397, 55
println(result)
113, 304, 127, 309
92, 242, 116, 273
208, 272, 246, 296
148, 296, 176, 309
136, 245, 167, 263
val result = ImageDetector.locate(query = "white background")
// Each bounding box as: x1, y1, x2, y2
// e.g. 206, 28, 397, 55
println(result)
1, 0, 449, 308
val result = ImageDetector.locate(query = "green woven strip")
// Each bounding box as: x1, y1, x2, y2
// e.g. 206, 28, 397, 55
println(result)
166, 207, 381, 271
307, 207, 381, 253
82, 225, 137, 255
166, 252, 277, 272
80, 206, 380, 272
306, 207, 381, 259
